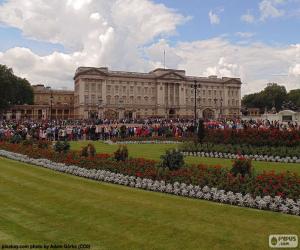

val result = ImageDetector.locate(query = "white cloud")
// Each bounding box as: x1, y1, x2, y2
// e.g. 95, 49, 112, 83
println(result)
289, 64, 300, 76
259, 0, 285, 20
241, 12, 255, 23
0, 0, 299, 95
208, 10, 220, 24
0, 0, 187, 88
235, 32, 255, 38
145, 38, 300, 94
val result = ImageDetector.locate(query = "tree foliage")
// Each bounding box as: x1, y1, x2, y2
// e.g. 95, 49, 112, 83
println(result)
0, 64, 33, 111
241, 83, 300, 112
287, 89, 300, 107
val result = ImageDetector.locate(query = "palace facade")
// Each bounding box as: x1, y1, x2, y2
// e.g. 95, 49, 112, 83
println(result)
4, 84, 74, 120
74, 67, 242, 119
3, 67, 242, 120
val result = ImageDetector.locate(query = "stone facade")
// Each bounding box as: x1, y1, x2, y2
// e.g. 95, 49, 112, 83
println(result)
74, 67, 242, 119
4, 84, 74, 120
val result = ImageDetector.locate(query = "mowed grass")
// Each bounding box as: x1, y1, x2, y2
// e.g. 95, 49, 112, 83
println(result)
0, 157, 299, 250
70, 141, 300, 175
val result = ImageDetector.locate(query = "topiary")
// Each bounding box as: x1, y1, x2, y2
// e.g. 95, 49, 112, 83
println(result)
54, 140, 70, 153
160, 149, 184, 170
114, 145, 128, 161
230, 156, 252, 177
81, 143, 96, 157
10, 134, 22, 144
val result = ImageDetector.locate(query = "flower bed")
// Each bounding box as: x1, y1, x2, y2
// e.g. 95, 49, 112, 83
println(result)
105, 140, 181, 145
0, 149, 299, 216
110, 136, 185, 142
179, 142, 300, 163
0, 141, 299, 200
181, 151, 300, 163
204, 128, 300, 147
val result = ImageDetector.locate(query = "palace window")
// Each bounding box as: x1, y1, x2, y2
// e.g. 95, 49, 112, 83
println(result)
98, 83, 102, 92
107, 96, 111, 104
91, 83, 96, 92
84, 95, 89, 104
107, 85, 111, 93
84, 82, 89, 92
91, 95, 96, 104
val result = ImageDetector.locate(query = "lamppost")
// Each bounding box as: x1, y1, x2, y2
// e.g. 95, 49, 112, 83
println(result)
118, 99, 124, 120
97, 99, 103, 119
50, 88, 53, 124
214, 98, 217, 120
220, 97, 223, 119
191, 80, 201, 126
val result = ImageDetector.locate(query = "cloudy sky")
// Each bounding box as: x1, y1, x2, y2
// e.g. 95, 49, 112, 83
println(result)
0, 0, 299, 94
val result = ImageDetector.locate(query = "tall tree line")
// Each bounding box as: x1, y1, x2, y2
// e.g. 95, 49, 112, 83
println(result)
242, 83, 300, 113
0, 64, 33, 111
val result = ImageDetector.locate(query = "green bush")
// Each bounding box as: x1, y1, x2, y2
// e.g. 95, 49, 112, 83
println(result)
10, 134, 22, 144
22, 139, 35, 146
197, 119, 205, 143
114, 145, 128, 161
81, 143, 96, 157
37, 140, 50, 149
230, 157, 252, 177
179, 142, 300, 158
160, 149, 184, 170
54, 140, 70, 153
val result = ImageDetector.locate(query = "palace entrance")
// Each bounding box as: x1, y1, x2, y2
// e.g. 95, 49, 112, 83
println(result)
104, 109, 118, 120
169, 108, 176, 118
203, 108, 214, 120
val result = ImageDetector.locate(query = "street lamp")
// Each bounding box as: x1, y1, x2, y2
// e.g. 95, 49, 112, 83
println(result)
191, 80, 201, 126
97, 99, 103, 119
220, 98, 223, 119
50, 88, 53, 124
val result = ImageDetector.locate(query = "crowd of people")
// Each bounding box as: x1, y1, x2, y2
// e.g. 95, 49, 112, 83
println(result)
0, 118, 299, 142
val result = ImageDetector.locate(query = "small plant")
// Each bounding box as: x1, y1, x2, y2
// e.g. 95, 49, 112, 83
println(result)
230, 156, 252, 177
114, 145, 128, 161
120, 125, 127, 138
10, 134, 22, 144
54, 140, 70, 153
22, 139, 35, 146
197, 119, 205, 143
160, 149, 184, 170
37, 140, 50, 149
81, 143, 96, 157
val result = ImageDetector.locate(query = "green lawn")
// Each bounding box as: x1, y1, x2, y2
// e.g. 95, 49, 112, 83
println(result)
0, 157, 299, 250
70, 141, 300, 174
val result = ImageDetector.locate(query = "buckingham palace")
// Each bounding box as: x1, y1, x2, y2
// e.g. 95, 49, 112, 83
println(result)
74, 67, 242, 120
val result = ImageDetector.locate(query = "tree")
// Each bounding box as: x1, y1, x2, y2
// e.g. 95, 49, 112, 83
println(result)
197, 119, 205, 143
287, 89, 300, 107
242, 83, 287, 112
0, 64, 33, 111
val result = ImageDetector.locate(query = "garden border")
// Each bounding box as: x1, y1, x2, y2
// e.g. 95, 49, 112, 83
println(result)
181, 151, 300, 163
0, 149, 299, 216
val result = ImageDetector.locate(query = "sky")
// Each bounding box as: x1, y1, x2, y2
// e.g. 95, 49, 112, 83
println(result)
0, 0, 299, 95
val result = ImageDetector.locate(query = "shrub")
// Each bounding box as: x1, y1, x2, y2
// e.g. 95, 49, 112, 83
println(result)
231, 156, 252, 177
160, 149, 184, 170
54, 140, 70, 153
22, 139, 35, 146
81, 143, 96, 157
120, 125, 127, 138
10, 134, 22, 144
197, 119, 205, 143
114, 145, 128, 161
38, 140, 50, 149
